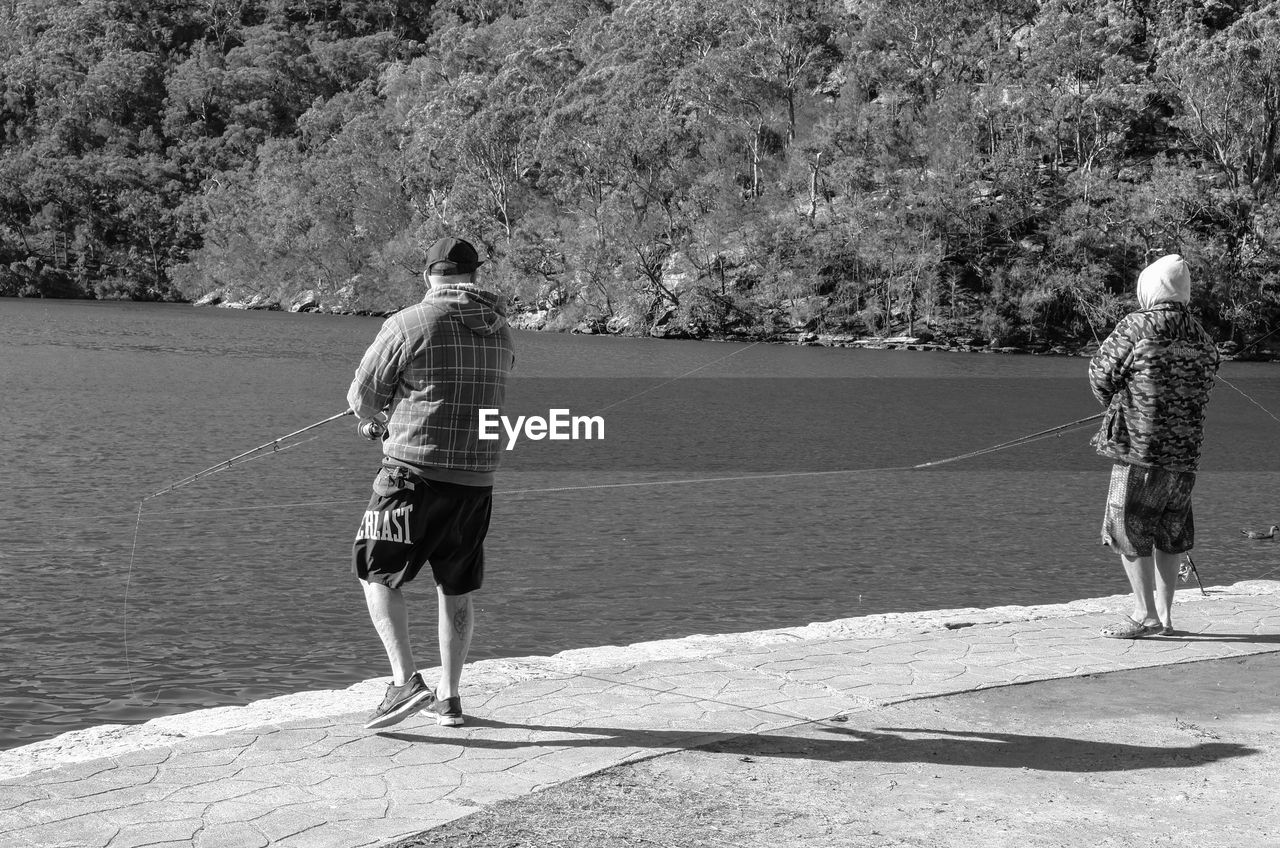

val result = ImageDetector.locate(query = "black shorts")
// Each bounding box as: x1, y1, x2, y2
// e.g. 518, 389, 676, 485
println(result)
353, 464, 493, 594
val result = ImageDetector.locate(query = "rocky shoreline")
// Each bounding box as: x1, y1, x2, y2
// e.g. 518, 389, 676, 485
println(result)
190, 290, 1277, 361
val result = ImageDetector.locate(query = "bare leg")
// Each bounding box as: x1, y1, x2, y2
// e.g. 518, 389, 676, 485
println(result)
1153, 549, 1181, 629
1119, 554, 1161, 626
361, 580, 416, 685
436, 588, 473, 699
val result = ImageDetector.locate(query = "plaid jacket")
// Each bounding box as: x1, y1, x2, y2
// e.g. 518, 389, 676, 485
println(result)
348, 284, 515, 477
1088, 303, 1219, 472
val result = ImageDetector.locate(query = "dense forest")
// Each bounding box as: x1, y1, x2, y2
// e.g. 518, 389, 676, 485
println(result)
1, 0, 1278, 349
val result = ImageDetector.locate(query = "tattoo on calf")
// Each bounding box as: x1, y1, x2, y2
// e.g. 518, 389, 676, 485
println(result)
452, 599, 470, 635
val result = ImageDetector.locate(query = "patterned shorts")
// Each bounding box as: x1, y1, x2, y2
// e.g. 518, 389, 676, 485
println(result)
1101, 461, 1196, 557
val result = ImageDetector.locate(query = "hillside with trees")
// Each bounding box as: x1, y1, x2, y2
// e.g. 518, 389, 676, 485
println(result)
1, 0, 1278, 350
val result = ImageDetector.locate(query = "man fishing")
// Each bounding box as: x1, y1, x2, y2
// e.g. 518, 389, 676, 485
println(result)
348, 236, 516, 729
1089, 253, 1219, 639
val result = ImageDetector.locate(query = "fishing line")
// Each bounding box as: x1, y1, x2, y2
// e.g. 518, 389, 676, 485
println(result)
122, 502, 158, 705
1255, 561, 1280, 581
22, 403, 1123, 528
503, 413, 1105, 493
499, 466, 917, 496
1211, 371, 1280, 585
143, 410, 353, 501
1216, 373, 1280, 425
123, 495, 359, 519
66, 361, 1280, 535
1070, 287, 1109, 346
592, 338, 767, 415
122, 410, 355, 703
101, 409, 1105, 522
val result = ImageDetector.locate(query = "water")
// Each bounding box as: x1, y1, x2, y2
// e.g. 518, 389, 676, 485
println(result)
2, 298, 1278, 750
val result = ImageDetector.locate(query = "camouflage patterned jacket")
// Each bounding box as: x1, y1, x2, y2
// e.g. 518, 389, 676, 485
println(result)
1088, 303, 1219, 472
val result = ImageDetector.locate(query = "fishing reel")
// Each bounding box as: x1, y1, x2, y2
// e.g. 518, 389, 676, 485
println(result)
358, 418, 387, 440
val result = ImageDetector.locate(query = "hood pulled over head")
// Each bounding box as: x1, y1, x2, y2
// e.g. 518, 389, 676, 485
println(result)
1137, 254, 1191, 309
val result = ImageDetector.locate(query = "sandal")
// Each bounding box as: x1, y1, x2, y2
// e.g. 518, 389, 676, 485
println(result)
1100, 617, 1163, 639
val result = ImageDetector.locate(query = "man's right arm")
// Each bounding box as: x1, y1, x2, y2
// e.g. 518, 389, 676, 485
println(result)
1088, 317, 1137, 406
348, 321, 406, 419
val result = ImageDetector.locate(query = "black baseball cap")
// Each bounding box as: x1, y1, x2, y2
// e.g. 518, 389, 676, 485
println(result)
426, 237, 482, 275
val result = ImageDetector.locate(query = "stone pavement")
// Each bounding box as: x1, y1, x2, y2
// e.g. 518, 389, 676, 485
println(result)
2, 580, 1279, 848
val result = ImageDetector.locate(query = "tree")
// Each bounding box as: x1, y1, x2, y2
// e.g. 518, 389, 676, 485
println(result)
1020, 0, 1154, 175
1159, 1, 1280, 200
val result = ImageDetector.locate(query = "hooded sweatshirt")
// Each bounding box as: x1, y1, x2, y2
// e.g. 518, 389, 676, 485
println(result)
1088, 255, 1219, 471
1137, 253, 1192, 309
348, 283, 516, 485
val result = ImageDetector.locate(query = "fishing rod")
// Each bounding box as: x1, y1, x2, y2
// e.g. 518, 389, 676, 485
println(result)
913, 411, 1104, 469
143, 409, 370, 501
125, 407, 382, 703
1179, 555, 1206, 595
1231, 324, 1280, 359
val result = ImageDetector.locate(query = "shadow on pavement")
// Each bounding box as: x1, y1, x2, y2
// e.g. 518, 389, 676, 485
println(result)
382, 719, 1258, 773
1153, 632, 1280, 643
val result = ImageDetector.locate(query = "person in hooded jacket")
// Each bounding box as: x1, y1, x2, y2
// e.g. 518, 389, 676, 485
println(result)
1088, 253, 1219, 639
348, 236, 516, 729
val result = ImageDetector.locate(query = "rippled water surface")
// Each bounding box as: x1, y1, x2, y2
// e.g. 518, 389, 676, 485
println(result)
2, 298, 1278, 749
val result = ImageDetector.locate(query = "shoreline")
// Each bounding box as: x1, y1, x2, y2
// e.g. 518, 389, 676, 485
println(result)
189, 298, 1280, 361
4, 578, 1278, 781
4, 295, 1276, 360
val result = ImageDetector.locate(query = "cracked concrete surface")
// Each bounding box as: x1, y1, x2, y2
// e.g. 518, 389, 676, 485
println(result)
2, 581, 1278, 848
